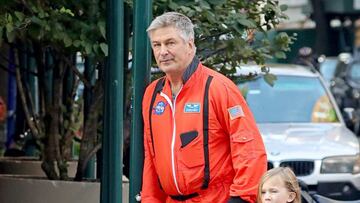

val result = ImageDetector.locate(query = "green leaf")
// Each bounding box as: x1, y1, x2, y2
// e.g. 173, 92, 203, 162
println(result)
6, 30, 15, 43
85, 43, 92, 54
31, 16, 44, 26
232, 24, 243, 34
100, 43, 108, 56
38, 10, 46, 18
14, 11, 25, 21
275, 51, 286, 59
6, 13, 12, 23
98, 21, 106, 39
199, 0, 211, 9
93, 44, 100, 54
5, 23, 13, 33
44, 24, 51, 31
204, 11, 216, 24
168, 2, 178, 10
207, 0, 226, 6
179, 6, 192, 13
80, 33, 86, 40
263, 73, 277, 87
63, 35, 72, 47
73, 40, 82, 47
59, 7, 75, 16
280, 4, 288, 12
193, 6, 202, 12
237, 19, 257, 28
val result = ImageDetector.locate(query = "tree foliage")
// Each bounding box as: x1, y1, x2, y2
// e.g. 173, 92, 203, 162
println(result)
0, 0, 107, 58
152, 0, 295, 76
0, 0, 294, 180
0, 0, 106, 181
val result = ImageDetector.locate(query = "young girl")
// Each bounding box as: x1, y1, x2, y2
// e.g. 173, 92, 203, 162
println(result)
257, 167, 301, 203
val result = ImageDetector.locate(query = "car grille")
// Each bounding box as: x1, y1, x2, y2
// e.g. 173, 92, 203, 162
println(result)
280, 161, 314, 176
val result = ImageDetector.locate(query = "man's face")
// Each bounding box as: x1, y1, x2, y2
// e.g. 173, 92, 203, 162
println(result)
149, 26, 194, 75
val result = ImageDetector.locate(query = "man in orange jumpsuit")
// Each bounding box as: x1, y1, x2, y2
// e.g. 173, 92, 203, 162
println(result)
141, 12, 267, 203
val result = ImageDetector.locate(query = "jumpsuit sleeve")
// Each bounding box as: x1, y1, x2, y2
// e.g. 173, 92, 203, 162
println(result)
215, 82, 267, 203
140, 88, 167, 203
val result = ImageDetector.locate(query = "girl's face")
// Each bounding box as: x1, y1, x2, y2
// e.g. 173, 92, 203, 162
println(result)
261, 176, 296, 203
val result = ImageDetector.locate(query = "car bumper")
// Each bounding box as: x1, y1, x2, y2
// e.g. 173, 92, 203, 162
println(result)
317, 181, 360, 201
275, 160, 360, 200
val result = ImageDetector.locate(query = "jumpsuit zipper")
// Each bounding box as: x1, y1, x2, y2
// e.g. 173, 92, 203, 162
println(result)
160, 85, 183, 195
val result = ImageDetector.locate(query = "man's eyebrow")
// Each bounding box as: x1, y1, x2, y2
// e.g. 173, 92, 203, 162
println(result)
152, 38, 176, 43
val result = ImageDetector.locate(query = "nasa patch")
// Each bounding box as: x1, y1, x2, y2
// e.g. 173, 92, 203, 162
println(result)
153, 101, 167, 115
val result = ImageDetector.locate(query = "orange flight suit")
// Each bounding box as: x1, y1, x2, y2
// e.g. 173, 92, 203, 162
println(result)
141, 59, 267, 203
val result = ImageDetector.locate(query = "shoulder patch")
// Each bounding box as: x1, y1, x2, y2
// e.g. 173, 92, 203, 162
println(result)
228, 105, 244, 120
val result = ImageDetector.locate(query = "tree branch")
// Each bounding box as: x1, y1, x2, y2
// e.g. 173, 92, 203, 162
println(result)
0, 53, 39, 76
15, 67, 40, 138
64, 57, 91, 89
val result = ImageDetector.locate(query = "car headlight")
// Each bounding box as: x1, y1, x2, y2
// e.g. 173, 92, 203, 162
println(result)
321, 155, 360, 174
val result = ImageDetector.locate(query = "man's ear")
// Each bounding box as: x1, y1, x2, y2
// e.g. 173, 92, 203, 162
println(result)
187, 38, 195, 50
287, 192, 296, 202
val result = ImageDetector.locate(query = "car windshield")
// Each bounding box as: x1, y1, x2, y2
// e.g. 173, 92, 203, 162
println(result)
238, 75, 339, 123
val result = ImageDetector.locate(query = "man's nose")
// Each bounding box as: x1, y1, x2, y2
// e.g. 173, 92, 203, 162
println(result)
159, 44, 168, 55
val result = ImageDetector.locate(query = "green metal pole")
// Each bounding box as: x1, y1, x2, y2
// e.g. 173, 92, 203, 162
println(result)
129, 0, 152, 202
101, 0, 124, 202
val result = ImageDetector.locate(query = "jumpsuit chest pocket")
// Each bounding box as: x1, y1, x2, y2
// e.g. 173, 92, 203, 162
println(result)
178, 130, 204, 169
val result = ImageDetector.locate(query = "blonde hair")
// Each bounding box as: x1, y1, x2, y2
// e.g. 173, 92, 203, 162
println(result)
257, 167, 301, 203
147, 12, 194, 42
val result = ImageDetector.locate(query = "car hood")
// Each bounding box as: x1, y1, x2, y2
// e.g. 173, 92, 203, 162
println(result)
258, 123, 360, 161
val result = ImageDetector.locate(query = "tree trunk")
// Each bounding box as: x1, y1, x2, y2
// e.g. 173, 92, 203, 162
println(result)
75, 80, 103, 181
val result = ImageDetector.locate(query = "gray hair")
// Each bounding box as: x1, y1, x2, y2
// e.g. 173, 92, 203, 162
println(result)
147, 12, 195, 42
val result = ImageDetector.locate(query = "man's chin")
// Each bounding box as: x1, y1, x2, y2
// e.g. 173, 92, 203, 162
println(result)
159, 64, 174, 72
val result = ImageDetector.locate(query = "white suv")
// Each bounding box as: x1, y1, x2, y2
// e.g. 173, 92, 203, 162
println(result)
236, 64, 360, 201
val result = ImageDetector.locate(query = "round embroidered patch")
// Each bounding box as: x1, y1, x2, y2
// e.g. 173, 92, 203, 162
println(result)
154, 101, 167, 115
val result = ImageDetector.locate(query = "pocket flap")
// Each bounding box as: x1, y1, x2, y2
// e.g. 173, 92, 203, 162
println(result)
180, 131, 198, 148
230, 131, 254, 143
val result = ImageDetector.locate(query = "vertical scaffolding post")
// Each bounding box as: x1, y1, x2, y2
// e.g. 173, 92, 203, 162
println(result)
101, 0, 124, 202
129, 0, 152, 202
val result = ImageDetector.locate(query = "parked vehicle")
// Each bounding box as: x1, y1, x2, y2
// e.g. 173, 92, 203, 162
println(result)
236, 64, 360, 201
318, 56, 339, 86
325, 55, 360, 135
300, 180, 359, 203
317, 53, 352, 85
